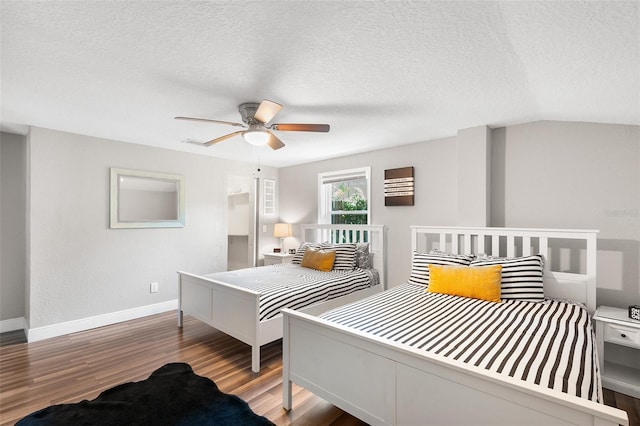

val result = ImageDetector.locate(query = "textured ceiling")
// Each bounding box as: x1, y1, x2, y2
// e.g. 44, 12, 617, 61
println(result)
1, 1, 638, 168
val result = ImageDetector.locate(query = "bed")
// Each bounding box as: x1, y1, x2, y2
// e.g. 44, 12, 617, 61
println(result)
282, 226, 629, 426
178, 224, 385, 373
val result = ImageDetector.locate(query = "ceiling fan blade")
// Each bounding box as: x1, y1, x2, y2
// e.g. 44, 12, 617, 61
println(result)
271, 123, 330, 132
266, 132, 285, 150
254, 100, 283, 124
203, 131, 244, 146
175, 116, 245, 127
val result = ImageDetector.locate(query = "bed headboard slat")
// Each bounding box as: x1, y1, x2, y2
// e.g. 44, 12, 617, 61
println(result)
506, 236, 514, 257
491, 235, 500, 256
477, 234, 485, 254
522, 236, 532, 256
539, 236, 549, 270
463, 234, 472, 254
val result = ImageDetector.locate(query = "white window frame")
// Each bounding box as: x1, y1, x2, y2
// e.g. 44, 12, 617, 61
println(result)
263, 179, 275, 215
318, 167, 371, 225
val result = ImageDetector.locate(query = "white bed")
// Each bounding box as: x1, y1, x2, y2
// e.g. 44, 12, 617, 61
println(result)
282, 226, 629, 426
178, 223, 385, 373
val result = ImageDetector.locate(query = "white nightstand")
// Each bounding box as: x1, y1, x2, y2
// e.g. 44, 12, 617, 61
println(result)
263, 252, 294, 266
593, 306, 640, 398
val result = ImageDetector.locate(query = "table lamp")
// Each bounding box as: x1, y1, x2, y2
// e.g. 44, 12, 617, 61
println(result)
273, 223, 292, 253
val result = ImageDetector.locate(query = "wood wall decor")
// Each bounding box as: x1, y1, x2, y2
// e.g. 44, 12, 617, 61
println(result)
384, 166, 414, 206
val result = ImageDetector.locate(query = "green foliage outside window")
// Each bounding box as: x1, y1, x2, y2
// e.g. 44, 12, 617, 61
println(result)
331, 182, 368, 224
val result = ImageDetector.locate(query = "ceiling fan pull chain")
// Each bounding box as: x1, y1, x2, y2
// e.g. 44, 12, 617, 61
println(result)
253, 146, 262, 173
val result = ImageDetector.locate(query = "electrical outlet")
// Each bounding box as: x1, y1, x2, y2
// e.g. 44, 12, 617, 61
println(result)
150, 282, 158, 293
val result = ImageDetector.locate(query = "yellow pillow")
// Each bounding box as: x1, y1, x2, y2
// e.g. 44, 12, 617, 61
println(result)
301, 248, 336, 272
427, 264, 502, 303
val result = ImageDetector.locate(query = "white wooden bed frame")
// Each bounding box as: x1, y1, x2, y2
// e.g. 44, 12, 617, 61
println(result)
178, 224, 385, 373
282, 226, 629, 426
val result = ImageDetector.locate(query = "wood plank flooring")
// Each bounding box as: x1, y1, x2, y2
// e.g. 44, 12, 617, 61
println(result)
1, 311, 638, 426
0, 312, 365, 426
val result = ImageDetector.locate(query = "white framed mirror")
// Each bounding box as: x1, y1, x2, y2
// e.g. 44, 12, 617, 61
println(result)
110, 168, 185, 229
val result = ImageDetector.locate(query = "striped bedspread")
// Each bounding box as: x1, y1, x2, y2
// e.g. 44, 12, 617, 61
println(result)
320, 283, 601, 402
205, 264, 377, 321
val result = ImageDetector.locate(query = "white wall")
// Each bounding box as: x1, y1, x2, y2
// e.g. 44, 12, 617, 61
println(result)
26, 127, 278, 330
1, 132, 27, 322
279, 121, 640, 308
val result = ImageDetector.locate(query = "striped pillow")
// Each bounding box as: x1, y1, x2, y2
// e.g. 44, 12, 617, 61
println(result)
408, 251, 475, 287
325, 243, 357, 270
470, 254, 545, 302
291, 242, 326, 265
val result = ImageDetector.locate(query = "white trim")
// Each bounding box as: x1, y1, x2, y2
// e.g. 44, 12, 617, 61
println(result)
0, 316, 27, 333
109, 168, 185, 229
318, 166, 371, 225
27, 299, 178, 342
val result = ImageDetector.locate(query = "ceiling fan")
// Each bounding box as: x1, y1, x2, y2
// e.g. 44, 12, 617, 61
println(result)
176, 100, 330, 150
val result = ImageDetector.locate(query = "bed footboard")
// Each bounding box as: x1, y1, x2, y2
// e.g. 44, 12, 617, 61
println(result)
282, 309, 628, 426
178, 271, 262, 372
178, 271, 383, 374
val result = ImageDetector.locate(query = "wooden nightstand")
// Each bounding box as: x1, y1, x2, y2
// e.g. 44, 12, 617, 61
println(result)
593, 306, 640, 398
263, 252, 294, 266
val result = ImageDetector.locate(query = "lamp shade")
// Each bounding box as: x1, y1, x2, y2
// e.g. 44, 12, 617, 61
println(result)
273, 223, 292, 238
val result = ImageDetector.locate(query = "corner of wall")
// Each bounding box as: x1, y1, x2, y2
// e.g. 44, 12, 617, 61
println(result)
456, 125, 491, 226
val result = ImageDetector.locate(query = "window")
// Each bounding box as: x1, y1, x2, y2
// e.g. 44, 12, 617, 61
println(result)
318, 167, 370, 224
263, 179, 275, 215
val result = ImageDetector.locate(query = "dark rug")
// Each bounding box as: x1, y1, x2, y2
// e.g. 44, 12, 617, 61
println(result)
17, 362, 275, 426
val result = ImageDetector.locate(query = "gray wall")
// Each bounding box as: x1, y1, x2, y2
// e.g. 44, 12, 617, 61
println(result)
1, 132, 27, 321
25, 127, 277, 329
4, 120, 638, 330
279, 120, 640, 308
492, 121, 639, 307
280, 135, 459, 288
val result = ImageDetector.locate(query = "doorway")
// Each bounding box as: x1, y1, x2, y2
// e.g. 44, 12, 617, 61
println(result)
227, 176, 258, 270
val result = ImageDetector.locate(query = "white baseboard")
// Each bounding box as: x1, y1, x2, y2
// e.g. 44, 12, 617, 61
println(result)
0, 316, 27, 333
27, 299, 178, 343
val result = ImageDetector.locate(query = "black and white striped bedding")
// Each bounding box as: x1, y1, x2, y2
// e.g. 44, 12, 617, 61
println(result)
320, 283, 601, 402
204, 264, 377, 321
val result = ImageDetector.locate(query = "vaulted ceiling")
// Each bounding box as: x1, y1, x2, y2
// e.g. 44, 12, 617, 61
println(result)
1, 1, 638, 167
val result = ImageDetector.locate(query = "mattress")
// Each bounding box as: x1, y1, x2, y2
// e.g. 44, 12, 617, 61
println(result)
205, 264, 378, 321
320, 283, 601, 402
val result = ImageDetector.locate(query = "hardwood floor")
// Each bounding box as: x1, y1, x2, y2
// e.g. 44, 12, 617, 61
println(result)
0, 312, 365, 426
1, 311, 638, 426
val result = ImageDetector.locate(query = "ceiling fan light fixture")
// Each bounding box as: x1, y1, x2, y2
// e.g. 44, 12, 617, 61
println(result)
242, 125, 270, 146
177, 99, 330, 150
